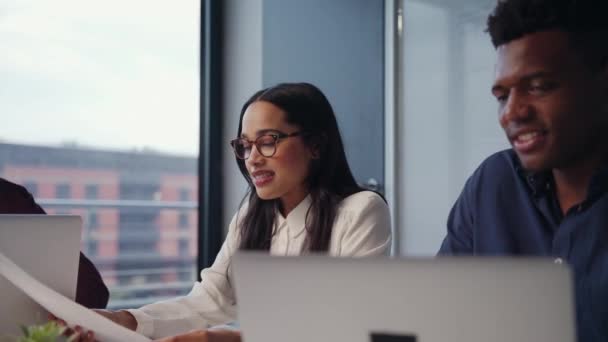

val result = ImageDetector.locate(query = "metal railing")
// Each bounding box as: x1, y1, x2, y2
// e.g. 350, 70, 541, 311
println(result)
37, 198, 198, 309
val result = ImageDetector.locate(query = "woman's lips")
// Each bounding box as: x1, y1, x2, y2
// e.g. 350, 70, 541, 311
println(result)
251, 170, 275, 187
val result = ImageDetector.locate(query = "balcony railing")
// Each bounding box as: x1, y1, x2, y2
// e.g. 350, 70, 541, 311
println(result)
37, 198, 198, 310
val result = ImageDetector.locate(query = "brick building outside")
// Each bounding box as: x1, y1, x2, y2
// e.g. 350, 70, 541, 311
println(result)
0, 142, 198, 309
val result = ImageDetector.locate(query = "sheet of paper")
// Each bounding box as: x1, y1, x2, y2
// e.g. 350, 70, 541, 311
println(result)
0, 251, 150, 342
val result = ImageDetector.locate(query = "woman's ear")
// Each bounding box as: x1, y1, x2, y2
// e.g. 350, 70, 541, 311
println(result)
310, 144, 321, 159
309, 134, 327, 159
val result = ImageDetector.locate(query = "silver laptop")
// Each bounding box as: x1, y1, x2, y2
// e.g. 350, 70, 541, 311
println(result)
233, 253, 575, 342
0, 215, 81, 335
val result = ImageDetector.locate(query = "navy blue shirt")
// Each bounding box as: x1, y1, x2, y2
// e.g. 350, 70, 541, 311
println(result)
438, 150, 608, 342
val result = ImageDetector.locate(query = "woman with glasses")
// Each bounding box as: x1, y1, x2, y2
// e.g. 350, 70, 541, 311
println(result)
84, 82, 391, 341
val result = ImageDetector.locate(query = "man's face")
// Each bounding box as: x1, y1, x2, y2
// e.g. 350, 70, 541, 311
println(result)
492, 30, 608, 172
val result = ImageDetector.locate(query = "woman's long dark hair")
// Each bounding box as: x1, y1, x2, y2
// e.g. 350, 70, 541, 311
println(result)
236, 82, 364, 252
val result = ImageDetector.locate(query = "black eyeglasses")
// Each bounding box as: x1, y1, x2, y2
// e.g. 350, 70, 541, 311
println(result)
230, 131, 306, 159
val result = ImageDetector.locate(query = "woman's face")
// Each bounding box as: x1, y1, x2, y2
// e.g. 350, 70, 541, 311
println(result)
241, 101, 315, 214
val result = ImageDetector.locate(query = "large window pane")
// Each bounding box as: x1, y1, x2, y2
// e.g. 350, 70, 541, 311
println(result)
0, 0, 200, 309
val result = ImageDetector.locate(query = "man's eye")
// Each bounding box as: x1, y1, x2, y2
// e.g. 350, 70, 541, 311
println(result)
495, 94, 508, 104
530, 85, 546, 93
529, 81, 556, 95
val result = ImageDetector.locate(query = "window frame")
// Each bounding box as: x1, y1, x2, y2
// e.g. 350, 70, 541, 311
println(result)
197, 0, 224, 273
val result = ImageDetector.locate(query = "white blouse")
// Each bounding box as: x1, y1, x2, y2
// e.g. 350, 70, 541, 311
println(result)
128, 191, 391, 338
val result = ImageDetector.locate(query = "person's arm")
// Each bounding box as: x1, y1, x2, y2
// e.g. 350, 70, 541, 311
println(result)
60, 326, 241, 342
334, 191, 392, 257
124, 211, 243, 339
153, 329, 241, 342
93, 309, 138, 330
76, 253, 109, 308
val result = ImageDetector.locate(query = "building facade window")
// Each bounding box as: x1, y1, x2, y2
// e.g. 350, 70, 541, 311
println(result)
179, 188, 190, 201
23, 181, 38, 197
178, 211, 189, 229
85, 184, 99, 199
121, 183, 158, 200
88, 211, 99, 230
88, 240, 98, 256
55, 183, 71, 199
179, 239, 189, 256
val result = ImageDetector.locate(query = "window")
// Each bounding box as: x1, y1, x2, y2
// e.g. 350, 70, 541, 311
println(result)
23, 181, 38, 197
88, 241, 98, 257
179, 269, 195, 282
121, 183, 159, 201
179, 188, 190, 201
85, 184, 99, 199
56, 184, 71, 199
179, 239, 189, 256
0, 0, 200, 309
88, 211, 99, 230
179, 211, 189, 229
119, 241, 157, 255
120, 210, 158, 234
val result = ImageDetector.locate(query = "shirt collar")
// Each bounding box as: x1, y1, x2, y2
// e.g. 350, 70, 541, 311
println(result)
514, 152, 608, 199
275, 195, 312, 238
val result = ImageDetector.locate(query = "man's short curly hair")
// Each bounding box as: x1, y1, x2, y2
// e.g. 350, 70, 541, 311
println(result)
487, 0, 608, 56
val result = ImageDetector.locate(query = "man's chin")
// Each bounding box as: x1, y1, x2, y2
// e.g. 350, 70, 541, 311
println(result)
516, 153, 551, 173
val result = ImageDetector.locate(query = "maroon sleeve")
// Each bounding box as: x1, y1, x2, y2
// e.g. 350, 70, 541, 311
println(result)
74, 253, 110, 308
0, 178, 46, 214
0, 178, 109, 308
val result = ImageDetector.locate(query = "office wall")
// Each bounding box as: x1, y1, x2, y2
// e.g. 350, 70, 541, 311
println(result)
221, 0, 263, 230
396, 1, 508, 255
262, 0, 385, 190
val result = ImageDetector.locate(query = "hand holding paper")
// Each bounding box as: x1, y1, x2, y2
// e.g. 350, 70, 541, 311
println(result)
0, 251, 150, 342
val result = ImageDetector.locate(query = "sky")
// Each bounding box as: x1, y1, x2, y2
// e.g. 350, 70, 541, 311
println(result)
0, 0, 200, 156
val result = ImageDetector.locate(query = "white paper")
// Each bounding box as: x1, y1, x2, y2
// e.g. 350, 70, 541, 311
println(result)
0, 251, 150, 342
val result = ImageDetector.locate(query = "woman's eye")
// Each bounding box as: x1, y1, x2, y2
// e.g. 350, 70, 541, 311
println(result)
258, 136, 276, 146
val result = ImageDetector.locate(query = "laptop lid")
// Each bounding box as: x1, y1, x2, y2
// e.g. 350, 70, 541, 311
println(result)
233, 253, 575, 342
0, 215, 81, 335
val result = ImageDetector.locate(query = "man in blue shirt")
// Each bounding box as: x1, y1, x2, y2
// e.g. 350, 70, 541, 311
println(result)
438, 0, 608, 341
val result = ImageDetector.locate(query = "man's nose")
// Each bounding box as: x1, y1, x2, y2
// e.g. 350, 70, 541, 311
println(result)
500, 90, 532, 126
